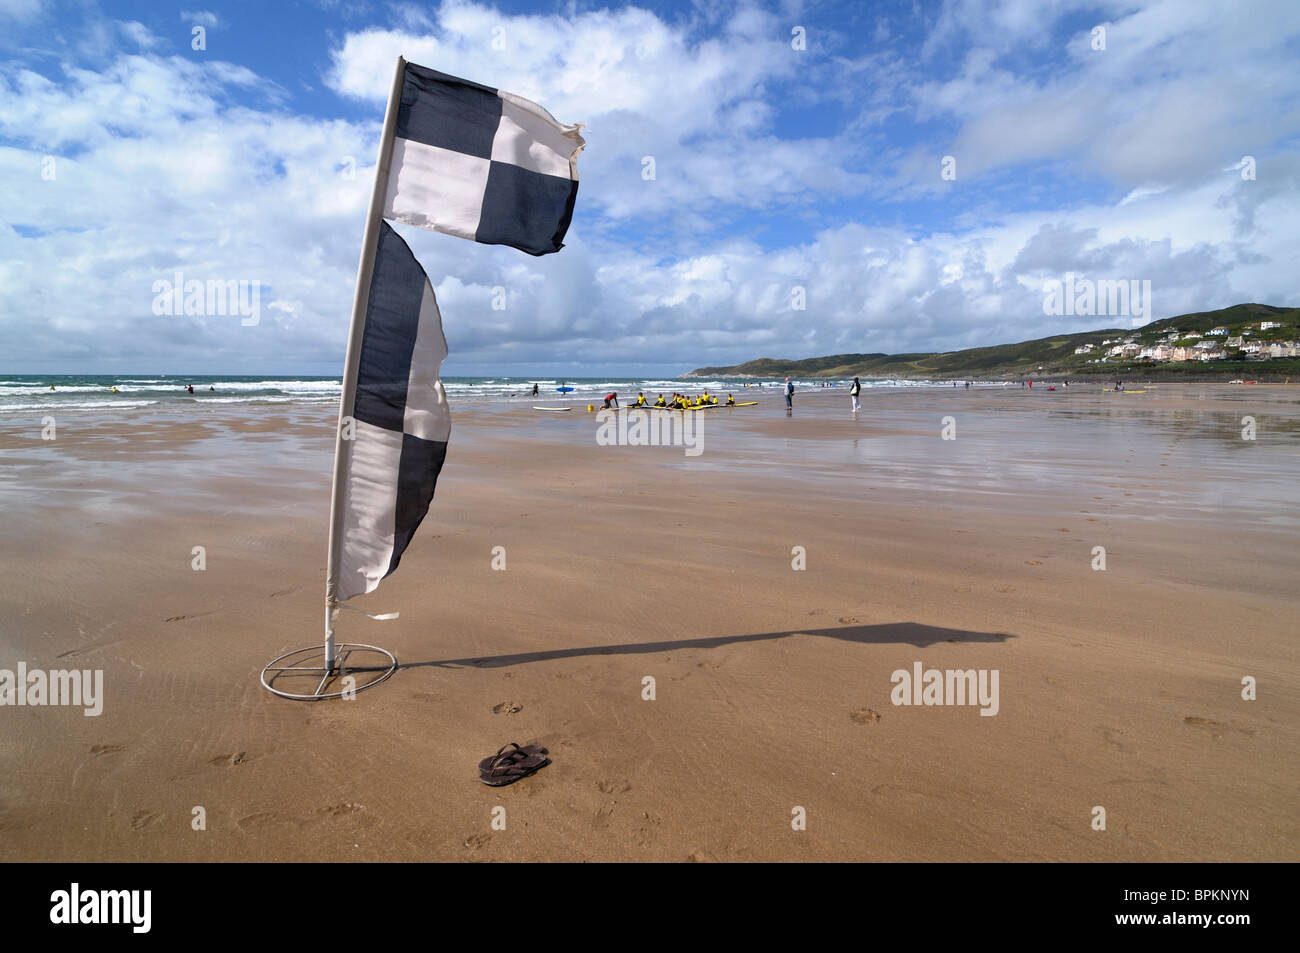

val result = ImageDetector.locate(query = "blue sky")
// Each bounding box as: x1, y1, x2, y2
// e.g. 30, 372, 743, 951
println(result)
1, 0, 1297, 375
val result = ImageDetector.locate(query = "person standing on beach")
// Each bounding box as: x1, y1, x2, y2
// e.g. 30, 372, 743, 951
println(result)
850, 377, 861, 412
785, 377, 794, 409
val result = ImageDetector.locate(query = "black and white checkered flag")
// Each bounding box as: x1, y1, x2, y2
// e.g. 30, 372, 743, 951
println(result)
384, 63, 585, 257
330, 61, 584, 603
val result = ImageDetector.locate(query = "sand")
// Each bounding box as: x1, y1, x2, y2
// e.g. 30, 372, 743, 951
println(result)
0, 382, 1296, 861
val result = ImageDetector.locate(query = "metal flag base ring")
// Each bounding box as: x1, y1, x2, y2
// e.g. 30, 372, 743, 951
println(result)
260, 643, 397, 701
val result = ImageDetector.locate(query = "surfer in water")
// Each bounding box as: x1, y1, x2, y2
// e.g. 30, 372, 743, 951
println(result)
187, 384, 194, 394
532, 383, 539, 396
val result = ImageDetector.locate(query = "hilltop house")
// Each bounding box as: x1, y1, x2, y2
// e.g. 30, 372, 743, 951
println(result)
1261, 321, 1284, 330
1207, 326, 1229, 336
1074, 343, 1095, 354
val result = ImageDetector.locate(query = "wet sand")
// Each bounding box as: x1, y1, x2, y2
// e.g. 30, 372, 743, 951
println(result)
0, 383, 1296, 861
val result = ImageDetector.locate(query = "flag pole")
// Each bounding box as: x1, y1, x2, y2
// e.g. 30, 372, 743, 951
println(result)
259, 54, 406, 700
323, 54, 408, 671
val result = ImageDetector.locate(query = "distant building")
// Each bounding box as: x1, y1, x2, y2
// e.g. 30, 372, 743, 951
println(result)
1226, 336, 1244, 348
1074, 343, 1095, 354
1198, 349, 1227, 361
1261, 321, 1283, 330
1207, 326, 1229, 335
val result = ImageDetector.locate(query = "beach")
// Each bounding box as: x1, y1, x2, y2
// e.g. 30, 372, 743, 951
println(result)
0, 382, 1296, 862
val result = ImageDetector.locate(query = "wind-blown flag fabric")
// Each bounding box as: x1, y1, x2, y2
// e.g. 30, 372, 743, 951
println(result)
334, 61, 583, 604
336, 221, 450, 601
383, 63, 585, 256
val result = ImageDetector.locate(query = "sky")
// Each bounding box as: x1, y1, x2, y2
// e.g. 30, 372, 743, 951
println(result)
1, 0, 1297, 376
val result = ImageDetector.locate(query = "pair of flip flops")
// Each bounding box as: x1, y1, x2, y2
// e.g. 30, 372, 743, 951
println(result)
478, 742, 550, 786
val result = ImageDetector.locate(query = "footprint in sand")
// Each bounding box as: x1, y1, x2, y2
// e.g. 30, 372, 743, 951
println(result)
1056, 528, 1070, 533
130, 811, 159, 831
598, 779, 631, 794
209, 752, 248, 767
492, 702, 522, 714
313, 803, 364, 820
237, 812, 278, 830
839, 616, 859, 624
995, 586, 1016, 593
1099, 727, 1134, 752
1025, 560, 1042, 566
90, 744, 126, 755
1183, 716, 1252, 738
850, 707, 881, 725
686, 849, 716, 862
464, 833, 490, 850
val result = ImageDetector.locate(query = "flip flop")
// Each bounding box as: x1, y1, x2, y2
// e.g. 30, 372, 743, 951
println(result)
478, 743, 550, 786
477, 742, 548, 772
478, 743, 551, 786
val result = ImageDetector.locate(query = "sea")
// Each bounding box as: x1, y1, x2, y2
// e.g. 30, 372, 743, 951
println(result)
0, 374, 947, 417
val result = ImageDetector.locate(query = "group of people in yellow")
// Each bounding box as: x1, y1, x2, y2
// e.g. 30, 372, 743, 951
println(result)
629, 390, 736, 409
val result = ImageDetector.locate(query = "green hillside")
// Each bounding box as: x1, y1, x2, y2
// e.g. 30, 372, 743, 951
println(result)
686, 303, 1300, 380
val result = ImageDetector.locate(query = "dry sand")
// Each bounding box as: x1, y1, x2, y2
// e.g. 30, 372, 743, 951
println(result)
0, 383, 1296, 861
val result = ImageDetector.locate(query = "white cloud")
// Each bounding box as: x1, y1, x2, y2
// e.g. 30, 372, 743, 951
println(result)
0, 0, 41, 23
181, 10, 220, 29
